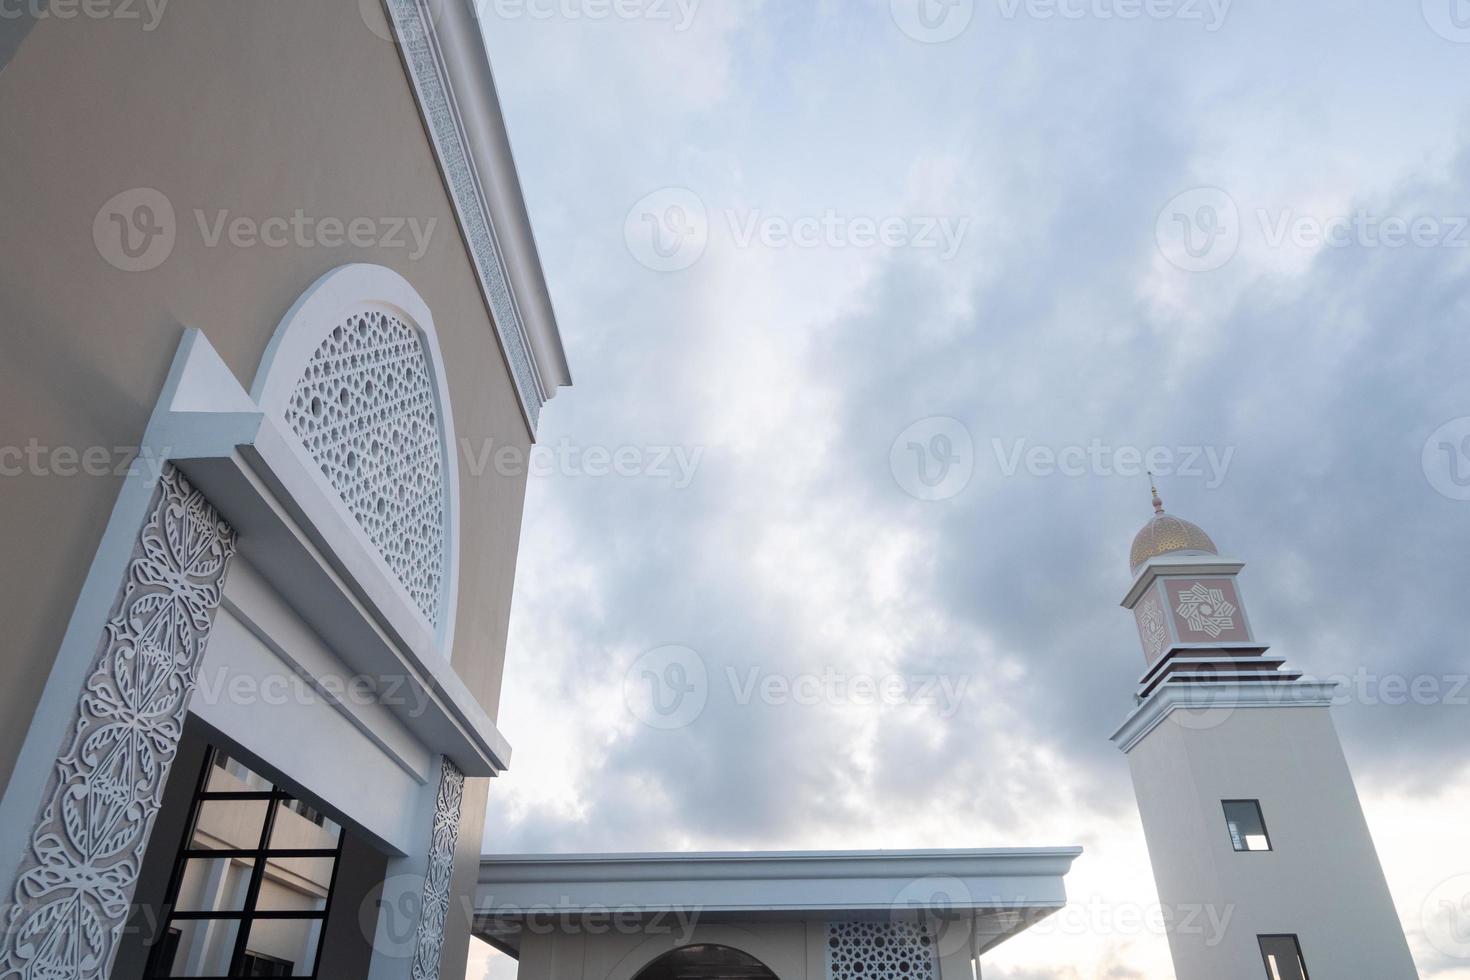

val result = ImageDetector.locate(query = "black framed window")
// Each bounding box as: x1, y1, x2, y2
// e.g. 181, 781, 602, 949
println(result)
147, 749, 345, 978
1224, 799, 1272, 852
1259, 934, 1310, 980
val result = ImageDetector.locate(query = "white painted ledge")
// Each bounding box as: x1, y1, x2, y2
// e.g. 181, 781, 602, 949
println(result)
475, 847, 1083, 957
1110, 680, 1342, 754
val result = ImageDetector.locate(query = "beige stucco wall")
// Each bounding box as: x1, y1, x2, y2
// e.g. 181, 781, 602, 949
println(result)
0, 0, 531, 792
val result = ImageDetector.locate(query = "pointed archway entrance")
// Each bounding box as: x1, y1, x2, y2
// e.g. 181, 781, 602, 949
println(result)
631, 944, 778, 980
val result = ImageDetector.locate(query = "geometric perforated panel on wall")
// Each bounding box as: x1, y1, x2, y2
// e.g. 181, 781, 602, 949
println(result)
284, 310, 446, 625
827, 920, 938, 980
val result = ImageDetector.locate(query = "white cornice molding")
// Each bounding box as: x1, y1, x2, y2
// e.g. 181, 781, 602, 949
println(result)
479, 847, 1084, 884
1110, 680, 1341, 754
384, 0, 571, 434
475, 847, 1082, 955
1121, 554, 1246, 608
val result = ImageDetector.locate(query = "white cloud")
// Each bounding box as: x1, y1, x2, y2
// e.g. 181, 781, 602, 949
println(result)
475, 4, 1470, 977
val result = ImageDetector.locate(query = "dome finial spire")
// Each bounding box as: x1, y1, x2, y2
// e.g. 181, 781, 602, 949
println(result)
1149, 473, 1164, 515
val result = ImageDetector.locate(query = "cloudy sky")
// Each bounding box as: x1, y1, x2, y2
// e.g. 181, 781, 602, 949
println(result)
465, 1, 1470, 976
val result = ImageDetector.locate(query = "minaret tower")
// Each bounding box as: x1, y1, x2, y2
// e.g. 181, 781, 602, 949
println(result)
1110, 486, 1419, 980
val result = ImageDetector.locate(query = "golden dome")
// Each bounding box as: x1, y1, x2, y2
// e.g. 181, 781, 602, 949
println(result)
1129, 488, 1218, 574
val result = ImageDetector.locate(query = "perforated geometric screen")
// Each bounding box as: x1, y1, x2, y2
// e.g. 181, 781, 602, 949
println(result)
284, 310, 446, 625
827, 921, 938, 980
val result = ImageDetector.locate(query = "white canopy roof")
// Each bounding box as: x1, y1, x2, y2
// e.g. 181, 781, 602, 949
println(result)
475, 847, 1081, 957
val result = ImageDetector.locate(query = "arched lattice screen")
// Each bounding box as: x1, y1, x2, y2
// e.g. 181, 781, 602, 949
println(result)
827, 921, 938, 980
284, 309, 446, 625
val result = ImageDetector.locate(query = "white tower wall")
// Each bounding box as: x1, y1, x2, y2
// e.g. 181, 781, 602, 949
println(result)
1113, 495, 1419, 980
1124, 700, 1417, 979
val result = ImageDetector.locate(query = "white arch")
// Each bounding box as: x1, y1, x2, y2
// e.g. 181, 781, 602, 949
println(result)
607, 926, 796, 980
252, 263, 461, 657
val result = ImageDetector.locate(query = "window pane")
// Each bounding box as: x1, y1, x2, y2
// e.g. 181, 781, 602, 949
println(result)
206, 753, 274, 794
1224, 800, 1272, 851
173, 857, 256, 913
268, 798, 342, 851
191, 798, 270, 851
1259, 935, 1309, 980
255, 856, 334, 913
160, 918, 241, 977
241, 917, 324, 976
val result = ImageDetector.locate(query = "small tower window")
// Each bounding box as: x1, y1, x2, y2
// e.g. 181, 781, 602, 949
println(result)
1258, 935, 1310, 980
1223, 799, 1272, 851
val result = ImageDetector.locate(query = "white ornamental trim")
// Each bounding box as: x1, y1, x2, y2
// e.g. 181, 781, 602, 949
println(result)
1138, 590, 1169, 660
411, 757, 466, 980
383, 0, 546, 429
0, 467, 236, 980
1175, 582, 1237, 638
826, 920, 938, 980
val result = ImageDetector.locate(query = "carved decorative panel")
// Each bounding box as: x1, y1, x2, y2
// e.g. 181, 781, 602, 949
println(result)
827, 920, 938, 980
1162, 577, 1251, 643
0, 467, 236, 980
411, 757, 465, 980
283, 309, 447, 626
1135, 589, 1170, 662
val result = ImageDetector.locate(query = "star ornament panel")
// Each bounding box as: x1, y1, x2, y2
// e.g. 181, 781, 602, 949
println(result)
1164, 577, 1251, 643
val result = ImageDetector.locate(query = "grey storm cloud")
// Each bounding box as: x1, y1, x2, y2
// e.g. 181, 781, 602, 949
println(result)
472, 4, 1470, 974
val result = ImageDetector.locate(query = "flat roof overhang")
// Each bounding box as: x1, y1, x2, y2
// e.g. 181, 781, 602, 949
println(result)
475, 847, 1082, 958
